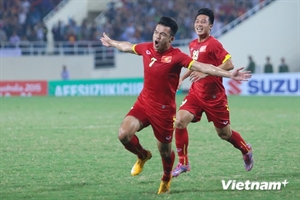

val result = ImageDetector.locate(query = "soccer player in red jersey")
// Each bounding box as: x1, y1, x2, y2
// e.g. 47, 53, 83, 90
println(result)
172, 8, 254, 178
100, 16, 251, 194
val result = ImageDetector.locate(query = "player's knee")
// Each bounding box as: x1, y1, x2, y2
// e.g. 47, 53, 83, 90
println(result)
159, 150, 171, 158
175, 118, 187, 129
118, 128, 132, 143
218, 132, 231, 140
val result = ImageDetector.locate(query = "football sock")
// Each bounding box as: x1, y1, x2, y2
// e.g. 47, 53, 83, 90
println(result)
123, 135, 148, 159
161, 150, 175, 181
175, 128, 189, 165
227, 130, 250, 155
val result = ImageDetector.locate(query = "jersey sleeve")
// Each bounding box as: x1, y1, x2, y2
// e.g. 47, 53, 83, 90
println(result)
133, 43, 149, 55
178, 51, 194, 69
209, 40, 231, 64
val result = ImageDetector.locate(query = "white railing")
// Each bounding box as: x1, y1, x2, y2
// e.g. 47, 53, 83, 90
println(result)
0, 41, 114, 68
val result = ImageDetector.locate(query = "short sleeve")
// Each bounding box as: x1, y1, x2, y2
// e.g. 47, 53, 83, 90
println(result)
133, 43, 150, 55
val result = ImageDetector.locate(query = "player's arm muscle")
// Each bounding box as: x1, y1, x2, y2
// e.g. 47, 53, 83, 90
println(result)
219, 58, 234, 71
110, 40, 135, 53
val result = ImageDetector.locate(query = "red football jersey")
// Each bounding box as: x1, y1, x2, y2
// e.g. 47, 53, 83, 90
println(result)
133, 42, 193, 114
188, 36, 230, 102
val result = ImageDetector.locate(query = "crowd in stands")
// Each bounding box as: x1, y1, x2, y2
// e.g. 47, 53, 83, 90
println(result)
0, 0, 62, 45
0, 0, 264, 45
51, 0, 262, 43
99, 0, 261, 43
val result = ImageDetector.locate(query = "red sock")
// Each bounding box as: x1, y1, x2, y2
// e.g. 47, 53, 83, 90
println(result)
227, 130, 250, 155
161, 150, 175, 181
123, 135, 147, 159
175, 128, 189, 165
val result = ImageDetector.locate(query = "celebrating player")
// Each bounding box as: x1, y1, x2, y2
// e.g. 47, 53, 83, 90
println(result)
172, 8, 254, 178
100, 16, 251, 194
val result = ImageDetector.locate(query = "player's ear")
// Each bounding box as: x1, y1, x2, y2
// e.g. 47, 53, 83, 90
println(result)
169, 36, 174, 43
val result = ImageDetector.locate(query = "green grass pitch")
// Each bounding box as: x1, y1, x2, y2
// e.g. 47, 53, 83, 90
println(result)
0, 95, 299, 200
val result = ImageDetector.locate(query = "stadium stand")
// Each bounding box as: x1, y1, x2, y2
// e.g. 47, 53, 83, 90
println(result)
0, 0, 272, 68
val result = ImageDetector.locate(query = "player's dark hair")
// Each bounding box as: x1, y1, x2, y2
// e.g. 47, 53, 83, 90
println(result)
158, 16, 178, 36
196, 8, 214, 24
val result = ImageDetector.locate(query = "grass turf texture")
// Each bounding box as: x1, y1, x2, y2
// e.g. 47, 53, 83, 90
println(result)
0, 95, 299, 200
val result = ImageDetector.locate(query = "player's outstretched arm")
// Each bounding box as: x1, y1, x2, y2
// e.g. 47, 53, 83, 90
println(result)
189, 61, 252, 81
100, 32, 135, 53
189, 59, 233, 83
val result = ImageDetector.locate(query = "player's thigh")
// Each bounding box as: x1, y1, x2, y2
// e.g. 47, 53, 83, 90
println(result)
119, 103, 149, 141
150, 115, 174, 144
119, 116, 141, 135
205, 103, 230, 129
125, 100, 150, 131
175, 109, 194, 128
179, 94, 204, 123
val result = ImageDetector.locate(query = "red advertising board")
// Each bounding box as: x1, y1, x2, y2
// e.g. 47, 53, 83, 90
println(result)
0, 81, 48, 97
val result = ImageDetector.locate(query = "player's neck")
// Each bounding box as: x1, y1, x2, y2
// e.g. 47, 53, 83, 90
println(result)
198, 34, 210, 42
157, 44, 171, 53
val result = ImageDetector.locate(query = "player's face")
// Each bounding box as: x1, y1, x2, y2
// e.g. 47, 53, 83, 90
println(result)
152, 24, 174, 52
194, 15, 212, 37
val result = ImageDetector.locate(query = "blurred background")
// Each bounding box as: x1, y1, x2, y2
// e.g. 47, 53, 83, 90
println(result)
0, 0, 299, 96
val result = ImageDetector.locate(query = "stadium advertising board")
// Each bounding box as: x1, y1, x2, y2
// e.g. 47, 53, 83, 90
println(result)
0, 81, 48, 97
48, 78, 144, 96
223, 72, 300, 96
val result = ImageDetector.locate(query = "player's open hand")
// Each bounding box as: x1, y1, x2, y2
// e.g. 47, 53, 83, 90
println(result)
231, 67, 252, 81
100, 32, 112, 47
190, 71, 208, 82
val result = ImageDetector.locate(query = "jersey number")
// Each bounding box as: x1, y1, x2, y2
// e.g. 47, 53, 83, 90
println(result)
149, 57, 157, 67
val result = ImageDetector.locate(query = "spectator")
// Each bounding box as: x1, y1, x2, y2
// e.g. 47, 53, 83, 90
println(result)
9, 30, 21, 46
1, 0, 62, 43
278, 58, 289, 73
52, 20, 64, 41
246, 55, 256, 73
264, 56, 274, 73
0, 28, 7, 42
61, 65, 69, 80
34, 22, 47, 42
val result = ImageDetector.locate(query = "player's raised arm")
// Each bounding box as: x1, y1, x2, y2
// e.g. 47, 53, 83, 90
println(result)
100, 32, 135, 53
189, 61, 252, 81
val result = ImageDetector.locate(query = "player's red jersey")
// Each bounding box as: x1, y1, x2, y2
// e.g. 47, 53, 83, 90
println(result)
133, 42, 194, 115
188, 36, 230, 103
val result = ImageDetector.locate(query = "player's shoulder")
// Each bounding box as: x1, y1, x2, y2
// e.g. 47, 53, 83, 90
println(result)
134, 42, 154, 54
208, 36, 222, 45
189, 38, 198, 46
169, 46, 184, 54
205, 36, 225, 51
168, 46, 189, 60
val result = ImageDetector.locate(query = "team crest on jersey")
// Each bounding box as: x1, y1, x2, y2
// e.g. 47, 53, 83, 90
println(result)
199, 46, 207, 52
161, 56, 172, 63
146, 50, 151, 55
